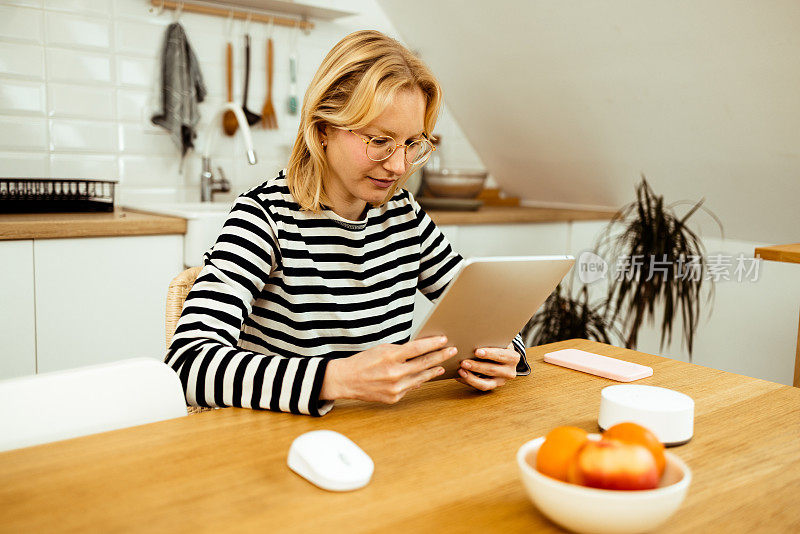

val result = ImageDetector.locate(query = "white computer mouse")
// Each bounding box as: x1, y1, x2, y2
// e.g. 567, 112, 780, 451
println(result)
287, 430, 374, 491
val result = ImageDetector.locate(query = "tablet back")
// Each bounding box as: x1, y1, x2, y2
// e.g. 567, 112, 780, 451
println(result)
412, 255, 575, 380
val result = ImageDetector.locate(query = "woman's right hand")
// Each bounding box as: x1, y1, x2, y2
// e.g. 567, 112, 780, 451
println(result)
320, 336, 456, 403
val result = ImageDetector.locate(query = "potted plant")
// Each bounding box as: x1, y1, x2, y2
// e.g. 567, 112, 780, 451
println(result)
594, 176, 723, 357
522, 176, 722, 359
521, 283, 620, 347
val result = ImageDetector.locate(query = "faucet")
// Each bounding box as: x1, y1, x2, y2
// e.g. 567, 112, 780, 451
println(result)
200, 103, 258, 202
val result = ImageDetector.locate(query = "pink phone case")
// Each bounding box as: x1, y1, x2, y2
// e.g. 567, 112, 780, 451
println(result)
544, 348, 653, 382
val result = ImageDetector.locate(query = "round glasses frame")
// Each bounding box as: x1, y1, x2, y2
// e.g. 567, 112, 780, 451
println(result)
335, 127, 436, 166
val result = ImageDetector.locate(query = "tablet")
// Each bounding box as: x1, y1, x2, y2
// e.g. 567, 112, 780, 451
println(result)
411, 255, 575, 380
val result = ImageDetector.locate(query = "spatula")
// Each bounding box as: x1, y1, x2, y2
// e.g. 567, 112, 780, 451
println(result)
261, 37, 277, 129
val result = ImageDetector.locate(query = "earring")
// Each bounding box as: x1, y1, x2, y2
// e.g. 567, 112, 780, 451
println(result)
321, 140, 327, 148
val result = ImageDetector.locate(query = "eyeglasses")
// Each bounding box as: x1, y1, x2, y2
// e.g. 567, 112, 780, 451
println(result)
335, 127, 436, 166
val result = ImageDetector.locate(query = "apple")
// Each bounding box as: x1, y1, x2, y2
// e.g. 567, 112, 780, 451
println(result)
567, 438, 659, 490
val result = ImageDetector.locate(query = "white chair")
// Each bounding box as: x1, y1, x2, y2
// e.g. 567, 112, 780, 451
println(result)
0, 358, 187, 452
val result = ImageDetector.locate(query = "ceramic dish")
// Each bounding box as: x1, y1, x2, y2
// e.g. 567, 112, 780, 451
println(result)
516, 434, 691, 534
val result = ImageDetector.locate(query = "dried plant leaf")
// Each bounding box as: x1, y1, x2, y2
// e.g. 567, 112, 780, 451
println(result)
521, 284, 622, 347
595, 175, 722, 357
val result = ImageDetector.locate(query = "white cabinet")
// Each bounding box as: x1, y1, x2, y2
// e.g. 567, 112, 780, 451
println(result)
0, 240, 36, 379
456, 223, 571, 258
32, 235, 183, 374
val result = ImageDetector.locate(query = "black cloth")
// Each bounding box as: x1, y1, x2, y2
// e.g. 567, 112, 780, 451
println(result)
151, 22, 207, 159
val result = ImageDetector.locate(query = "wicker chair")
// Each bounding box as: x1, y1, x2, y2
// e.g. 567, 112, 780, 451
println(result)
165, 266, 210, 414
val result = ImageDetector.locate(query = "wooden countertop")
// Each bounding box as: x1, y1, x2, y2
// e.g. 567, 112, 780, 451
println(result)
0, 210, 187, 240
427, 205, 617, 225
0, 205, 614, 241
1, 339, 798, 533
754, 243, 800, 265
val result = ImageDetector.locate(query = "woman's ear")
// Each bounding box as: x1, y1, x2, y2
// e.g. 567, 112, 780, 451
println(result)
318, 123, 328, 146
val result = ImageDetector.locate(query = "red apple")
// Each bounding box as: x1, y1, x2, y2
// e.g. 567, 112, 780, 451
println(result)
567, 438, 660, 490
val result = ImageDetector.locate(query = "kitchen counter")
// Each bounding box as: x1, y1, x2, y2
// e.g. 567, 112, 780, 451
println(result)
0, 205, 615, 241
0, 210, 187, 240
425, 205, 617, 225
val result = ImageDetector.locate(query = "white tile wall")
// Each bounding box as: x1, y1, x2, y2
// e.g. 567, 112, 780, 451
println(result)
0, 42, 45, 79
115, 19, 168, 57
118, 155, 183, 188
50, 118, 117, 152
44, 0, 111, 17
50, 153, 116, 179
0, 6, 44, 44
116, 88, 150, 121
45, 48, 113, 84
0, 0, 486, 201
48, 83, 114, 118
0, 116, 48, 150
45, 11, 111, 50
6, 0, 44, 8
0, 80, 46, 115
118, 122, 174, 155
0, 152, 49, 176
116, 56, 155, 88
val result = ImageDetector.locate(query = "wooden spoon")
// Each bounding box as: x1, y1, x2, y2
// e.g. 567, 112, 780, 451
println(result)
222, 41, 238, 136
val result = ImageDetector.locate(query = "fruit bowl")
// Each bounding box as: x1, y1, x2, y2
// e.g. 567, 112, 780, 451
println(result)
516, 434, 691, 534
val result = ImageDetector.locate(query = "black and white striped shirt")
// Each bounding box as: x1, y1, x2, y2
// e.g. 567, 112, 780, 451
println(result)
165, 172, 528, 416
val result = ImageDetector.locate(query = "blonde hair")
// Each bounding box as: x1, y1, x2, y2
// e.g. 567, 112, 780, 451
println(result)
286, 30, 442, 211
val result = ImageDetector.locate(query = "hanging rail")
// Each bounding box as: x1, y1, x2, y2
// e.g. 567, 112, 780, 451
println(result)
149, 0, 314, 31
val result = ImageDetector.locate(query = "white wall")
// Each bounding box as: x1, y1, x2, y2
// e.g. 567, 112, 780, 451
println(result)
379, 0, 800, 245
0, 0, 485, 202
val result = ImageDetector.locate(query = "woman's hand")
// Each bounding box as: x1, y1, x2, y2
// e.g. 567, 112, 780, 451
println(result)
456, 343, 519, 391
320, 336, 456, 404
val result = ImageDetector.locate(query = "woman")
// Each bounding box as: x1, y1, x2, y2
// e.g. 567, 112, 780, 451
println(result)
166, 30, 529, 416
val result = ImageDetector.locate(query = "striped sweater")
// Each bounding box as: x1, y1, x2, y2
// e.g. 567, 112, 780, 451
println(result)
165, 172, 529, 416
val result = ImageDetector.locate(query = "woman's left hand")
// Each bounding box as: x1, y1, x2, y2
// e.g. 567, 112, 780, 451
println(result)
456, 343, 520, 391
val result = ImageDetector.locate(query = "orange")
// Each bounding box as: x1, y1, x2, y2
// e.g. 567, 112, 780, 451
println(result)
603, 422, 666, 476
535, 426, 589, 481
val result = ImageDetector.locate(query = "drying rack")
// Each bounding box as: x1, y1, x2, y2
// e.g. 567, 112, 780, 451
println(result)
0, 178, 117, 213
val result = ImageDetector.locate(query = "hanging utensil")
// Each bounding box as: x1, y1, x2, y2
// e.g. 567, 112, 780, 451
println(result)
241, 33, 261, 126
261, 18, 277, 129
221, 13, 237, 136
287, 24, 299, 115
222, 41, 238, 136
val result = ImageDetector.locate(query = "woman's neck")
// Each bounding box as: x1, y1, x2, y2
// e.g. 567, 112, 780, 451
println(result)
328, 198, 369, 221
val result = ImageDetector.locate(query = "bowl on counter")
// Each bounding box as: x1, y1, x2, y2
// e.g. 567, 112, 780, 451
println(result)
516, 435, 691, 534
422, 169, 488, 198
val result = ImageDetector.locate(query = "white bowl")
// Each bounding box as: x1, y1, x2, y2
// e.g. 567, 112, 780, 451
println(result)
422, 169, 488, 198
516, 435, 691, 534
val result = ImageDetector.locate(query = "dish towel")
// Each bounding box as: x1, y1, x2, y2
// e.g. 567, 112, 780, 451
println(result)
151, 22, 207, 160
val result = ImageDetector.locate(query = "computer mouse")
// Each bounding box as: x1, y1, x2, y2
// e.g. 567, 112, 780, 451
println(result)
287, 430, 374, 491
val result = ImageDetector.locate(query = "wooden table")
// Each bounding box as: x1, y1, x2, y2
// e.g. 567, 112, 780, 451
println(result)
755, 243, 800, 386
755, 243, 800, 265
1, 339, 798, 533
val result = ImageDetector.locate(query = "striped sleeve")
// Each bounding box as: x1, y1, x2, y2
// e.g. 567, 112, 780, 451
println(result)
164, 194, 333, 416
410, 194, 530, 376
